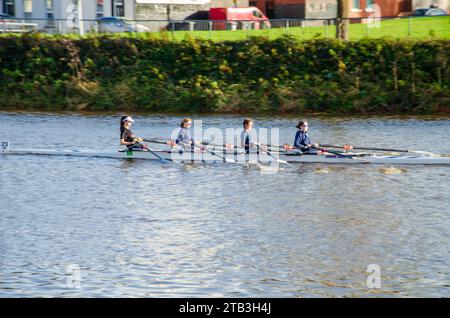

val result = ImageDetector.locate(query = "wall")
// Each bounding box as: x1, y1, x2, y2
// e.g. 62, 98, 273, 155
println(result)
125, 0, 135, 19
135, 3, 210, 20
253, 0, 266, 15
41, 0, 99, 34
272, 0, 336, 19
348, 0, 413, 19
211, 0, 249, 7
134, 0, 249, 21
273, 0, 306, 19
305, 0, 336, 18
5, 0, 98, 19
378, 0, 412, 16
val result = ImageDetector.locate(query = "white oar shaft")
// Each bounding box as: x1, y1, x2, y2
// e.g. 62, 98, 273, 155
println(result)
255, 143, 290, 165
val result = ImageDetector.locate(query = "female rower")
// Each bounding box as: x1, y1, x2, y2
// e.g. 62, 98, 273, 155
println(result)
241, 118, 257, 154
169, 118, 204, 151
293, 120, 318, 154
120, 116, 148, 151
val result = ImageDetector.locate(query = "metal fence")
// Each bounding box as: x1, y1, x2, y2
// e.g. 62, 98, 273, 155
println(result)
1, 16, 448, 41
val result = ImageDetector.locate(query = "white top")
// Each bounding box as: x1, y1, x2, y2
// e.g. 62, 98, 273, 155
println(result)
241, 130, 257, 151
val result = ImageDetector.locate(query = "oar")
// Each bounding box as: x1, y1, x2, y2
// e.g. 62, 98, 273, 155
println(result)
144, 138, 235, 163
318, 144, 437, 156
147, 138, 288, 164
143, 139, 170, 146
126, 142, 171, 163
146, 138, 291, 154
259, 141, 436, 156
255, 143, 291, 165
194, 140, 236, 163
147, 147, 171, 163
206, 148, 236, 163
318, 148, 355, 158
201, 140, 240, 150
268, 143, 357, 159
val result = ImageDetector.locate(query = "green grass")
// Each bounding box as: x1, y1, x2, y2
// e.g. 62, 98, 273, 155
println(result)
0, 16, 448, 41
144, 16, 450, 42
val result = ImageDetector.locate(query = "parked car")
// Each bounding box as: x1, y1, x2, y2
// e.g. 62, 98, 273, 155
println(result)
209, 7, 271, 30
0, 13, 14, 20
96, 17, 149, 33
413, 8, 448, 16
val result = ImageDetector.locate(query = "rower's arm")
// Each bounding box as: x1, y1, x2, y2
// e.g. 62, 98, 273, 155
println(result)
175, 129, 185, 145
121, 136, 142, 146
120, 139, 135, 146
293, 132, 303, 149
294, 132, 310, 152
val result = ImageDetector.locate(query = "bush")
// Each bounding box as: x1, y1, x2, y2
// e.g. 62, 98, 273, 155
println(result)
0, 34, 448, 114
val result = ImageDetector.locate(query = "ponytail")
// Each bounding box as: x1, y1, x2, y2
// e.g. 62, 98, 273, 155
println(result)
296, 120, 308, 129
120, 115, 128, 137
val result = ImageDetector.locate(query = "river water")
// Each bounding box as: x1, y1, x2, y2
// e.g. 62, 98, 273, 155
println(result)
0, 112, 449, 297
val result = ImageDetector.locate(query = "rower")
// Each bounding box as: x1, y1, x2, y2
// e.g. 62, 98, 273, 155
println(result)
120, 116, 148, 151
293, 120, 318, 154
169, 118, 204, 151
241, 118, 257, 154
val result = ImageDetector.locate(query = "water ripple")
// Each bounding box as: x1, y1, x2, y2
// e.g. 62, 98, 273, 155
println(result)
0, 112, 449, 297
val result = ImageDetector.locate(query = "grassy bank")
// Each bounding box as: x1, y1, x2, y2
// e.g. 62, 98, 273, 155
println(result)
161, 16, 450, 42
2, 16, 447, 42
0, 34, 449, 114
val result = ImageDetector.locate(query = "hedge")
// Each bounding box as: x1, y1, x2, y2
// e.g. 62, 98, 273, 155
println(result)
0, 33, 449, 113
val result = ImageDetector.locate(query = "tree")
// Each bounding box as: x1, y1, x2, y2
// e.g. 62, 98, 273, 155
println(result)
336, 0, 350, 40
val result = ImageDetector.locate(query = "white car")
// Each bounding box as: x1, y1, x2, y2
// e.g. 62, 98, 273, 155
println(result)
413, 8, 448, 16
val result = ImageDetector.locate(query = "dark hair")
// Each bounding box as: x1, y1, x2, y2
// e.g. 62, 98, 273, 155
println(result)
243, 118, 253, 129
296, 120, 308, 129
120, 115, 128, 138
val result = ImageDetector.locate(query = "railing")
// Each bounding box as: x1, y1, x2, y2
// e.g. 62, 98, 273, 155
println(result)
0, 20, 39, 33
0, 16, 448, 40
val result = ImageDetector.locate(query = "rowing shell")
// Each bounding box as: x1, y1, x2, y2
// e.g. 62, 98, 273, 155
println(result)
2, 148, 450, 165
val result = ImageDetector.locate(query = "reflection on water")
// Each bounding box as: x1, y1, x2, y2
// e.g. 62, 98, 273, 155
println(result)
0, 112, 449, 297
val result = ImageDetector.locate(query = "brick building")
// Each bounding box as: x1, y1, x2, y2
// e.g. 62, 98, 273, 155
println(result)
250, 0, 448, 20
1, 0, 447, 25
250, 0, 337, 19
347, 0, 413, 19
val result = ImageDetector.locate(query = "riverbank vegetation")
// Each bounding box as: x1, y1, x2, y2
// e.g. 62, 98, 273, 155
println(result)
0, 34, 448, 114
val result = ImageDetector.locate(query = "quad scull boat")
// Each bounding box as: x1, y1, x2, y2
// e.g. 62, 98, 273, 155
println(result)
2, 147, 450, 165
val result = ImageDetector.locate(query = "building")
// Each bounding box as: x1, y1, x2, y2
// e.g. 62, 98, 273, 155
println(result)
0, 0, 249, 33
0, 0, 249, 21
251, 0, 337, 19
344, 0, 449, 19
346, 0, 412, 19
252, 0, 409, 20
1, 0, 447, 31
252, 0, 449, 20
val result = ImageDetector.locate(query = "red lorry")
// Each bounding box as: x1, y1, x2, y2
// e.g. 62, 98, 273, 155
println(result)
209, 7, 271, 30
